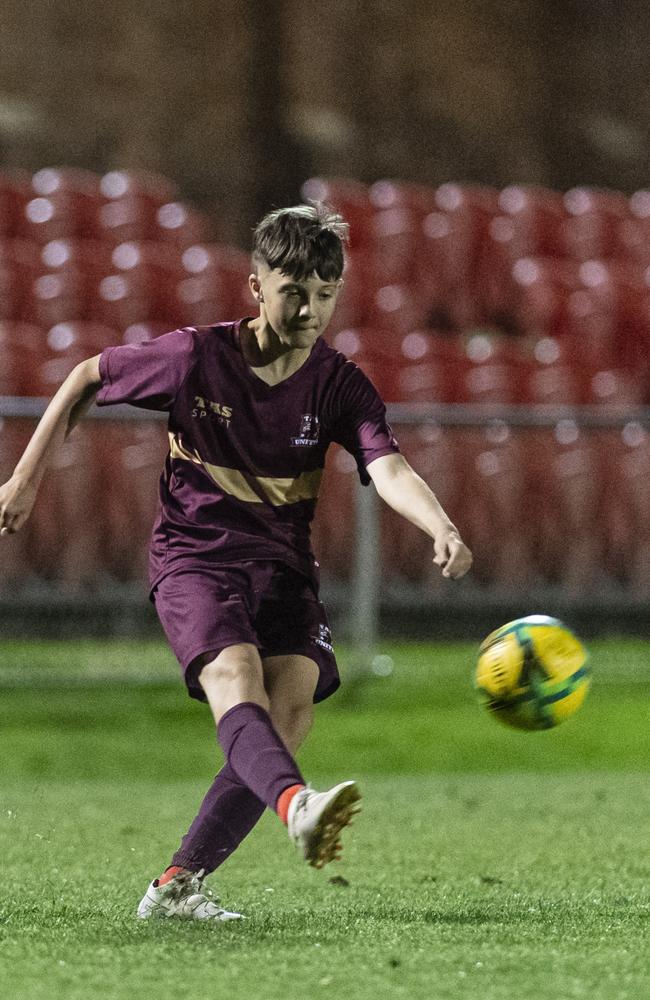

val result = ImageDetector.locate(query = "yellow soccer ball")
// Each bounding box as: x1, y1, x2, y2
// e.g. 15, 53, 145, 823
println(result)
475, 615, 590, 730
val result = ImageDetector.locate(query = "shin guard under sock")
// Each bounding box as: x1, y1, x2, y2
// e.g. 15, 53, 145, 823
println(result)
217, 702, 305, 811
171, 762, 266, 875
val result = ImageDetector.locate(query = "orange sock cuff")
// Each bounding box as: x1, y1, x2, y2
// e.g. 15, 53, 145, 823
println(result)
276, 783, 305, 825
157, 865, 188, 886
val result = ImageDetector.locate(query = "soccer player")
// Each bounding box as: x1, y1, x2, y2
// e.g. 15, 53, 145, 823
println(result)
0, 202, 472, 921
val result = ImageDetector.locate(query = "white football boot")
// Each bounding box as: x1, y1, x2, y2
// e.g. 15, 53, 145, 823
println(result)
137, 868, 244, 921
287, 781, 361, 869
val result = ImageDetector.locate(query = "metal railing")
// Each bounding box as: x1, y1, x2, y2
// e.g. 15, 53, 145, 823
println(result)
3, 397, 650, 646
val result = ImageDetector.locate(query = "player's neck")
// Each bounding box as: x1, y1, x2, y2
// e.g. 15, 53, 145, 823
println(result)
241, 320, 315, 385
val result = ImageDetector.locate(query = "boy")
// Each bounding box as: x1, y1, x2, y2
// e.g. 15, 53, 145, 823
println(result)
0, 202, 472, 921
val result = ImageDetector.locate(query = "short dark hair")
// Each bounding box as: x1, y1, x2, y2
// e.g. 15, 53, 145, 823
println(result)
252, 202, 349, 281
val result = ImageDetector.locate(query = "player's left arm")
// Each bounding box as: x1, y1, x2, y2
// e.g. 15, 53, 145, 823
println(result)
367, 452, 473, 580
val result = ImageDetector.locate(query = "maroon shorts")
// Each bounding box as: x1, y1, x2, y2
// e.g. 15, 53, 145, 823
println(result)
151, 560, 340, 704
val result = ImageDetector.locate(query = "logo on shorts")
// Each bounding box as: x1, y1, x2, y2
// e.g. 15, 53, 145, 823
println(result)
311, 623, 333, 652
291, 413, 320, 447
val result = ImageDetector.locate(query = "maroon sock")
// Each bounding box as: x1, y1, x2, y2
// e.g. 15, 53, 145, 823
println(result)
217, 701, 305, 811
171, 762, 266, 875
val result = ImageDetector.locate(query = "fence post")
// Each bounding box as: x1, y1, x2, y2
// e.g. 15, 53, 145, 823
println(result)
349, 479, 380, 665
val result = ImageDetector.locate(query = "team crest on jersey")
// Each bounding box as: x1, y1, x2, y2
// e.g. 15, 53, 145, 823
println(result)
311, 623, 333, 652
291, 413, 320, 447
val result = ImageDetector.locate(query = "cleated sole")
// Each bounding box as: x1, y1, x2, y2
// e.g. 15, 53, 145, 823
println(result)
306, 782, 362, 869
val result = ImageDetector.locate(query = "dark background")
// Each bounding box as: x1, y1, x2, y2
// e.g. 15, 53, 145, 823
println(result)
2, 1, 648, 244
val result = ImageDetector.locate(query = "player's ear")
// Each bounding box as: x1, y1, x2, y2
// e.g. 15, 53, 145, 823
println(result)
249, 273, 263, 303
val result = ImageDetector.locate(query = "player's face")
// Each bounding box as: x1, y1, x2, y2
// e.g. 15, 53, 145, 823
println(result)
251, 266, 342, 348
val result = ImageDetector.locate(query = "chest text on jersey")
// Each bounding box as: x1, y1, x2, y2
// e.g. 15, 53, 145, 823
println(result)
192, 395, 233, 427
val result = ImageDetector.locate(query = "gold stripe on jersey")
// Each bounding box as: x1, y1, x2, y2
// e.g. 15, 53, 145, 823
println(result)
168, 433, 322, 507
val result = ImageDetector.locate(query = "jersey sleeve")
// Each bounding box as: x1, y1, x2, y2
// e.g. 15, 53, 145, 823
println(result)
96, 328, 196, 412
330, 362, 400, 485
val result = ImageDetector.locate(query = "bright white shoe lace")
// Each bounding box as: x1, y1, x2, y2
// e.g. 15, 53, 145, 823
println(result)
137, 868, 244, 921
287, 780, 361, 869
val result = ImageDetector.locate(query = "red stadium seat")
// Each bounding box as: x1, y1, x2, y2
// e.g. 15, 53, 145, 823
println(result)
324, 250, 371, 331
93, 197, 159, 245
47, 320, 116, 354
416, 184, 499, 328
94, 267, 178, 329
0, 238, 43, 272
0, 321, 43, 394
509, 256, 582, 338
478, 186, 566, 318
623, 190, 650, 263
95, 168, 186, 244
17, 193, 97, 243
31, 167, 101, 199
181, 243, 252, 318
27, 424, 105, 588
561, 187, 630, 261
368, 179, 438, 215
0, 416, 35, 588
97, 422, 169, 582
367, 207, 423, 288
601, 423, 650, 593
564, 187, 629, 218
458, 423, 537, 590
40, 238, 114, 276
368, 283, 434, 335
171, 274, 237, 327
394, 331, 527, 405
25, 268, 93, 327
155, 202, 212, 246
583, 368, 646, 406
524, 424, 606, 594
112, 242, 186, 322
520, 338, 584, 404
434, 182, 500, 217
99, 169, 178, 205
393, 331, 467, 403
367, 181, 438, 288
21, 322, 117, 396
412, 211, 461, 320
579, 259, 650, 366
555, 288, 619, 368
111, 240, 183, 275
330, 327, 403, 400
498, 185, 566, 255
458, 332, 526, 405
310, 445, 360, 582
0, 172, 32, 238
521, 326, 646, 404
381, 424, 467, 586
182, 242, 250, 279
0, 259, 40, 321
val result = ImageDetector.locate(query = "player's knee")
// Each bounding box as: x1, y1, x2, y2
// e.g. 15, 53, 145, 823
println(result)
198, 646, 267, 706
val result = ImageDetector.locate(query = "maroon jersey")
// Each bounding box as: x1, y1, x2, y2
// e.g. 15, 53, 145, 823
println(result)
96, 320, 400, 590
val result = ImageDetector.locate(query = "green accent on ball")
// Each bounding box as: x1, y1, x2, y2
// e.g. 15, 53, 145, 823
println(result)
475, 616, 590, 731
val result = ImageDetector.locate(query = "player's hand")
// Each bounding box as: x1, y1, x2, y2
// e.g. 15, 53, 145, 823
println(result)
432, 525, 473, 580
0, 476, 38, 537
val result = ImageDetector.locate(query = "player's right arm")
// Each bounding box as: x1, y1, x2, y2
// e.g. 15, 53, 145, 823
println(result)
0, 355, 102, 537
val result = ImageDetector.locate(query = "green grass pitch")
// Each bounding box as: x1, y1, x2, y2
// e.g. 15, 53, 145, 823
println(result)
0, 638, 648, 1000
